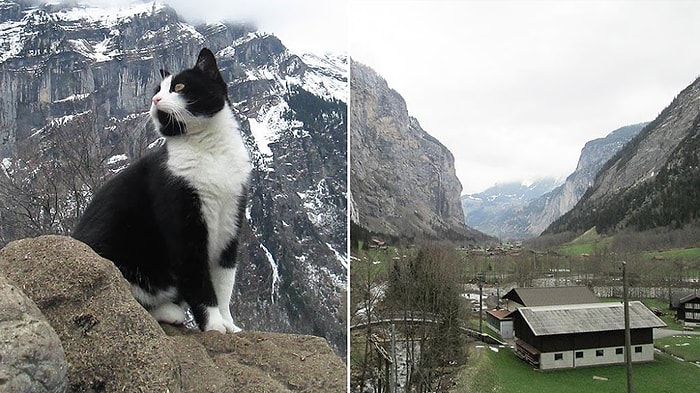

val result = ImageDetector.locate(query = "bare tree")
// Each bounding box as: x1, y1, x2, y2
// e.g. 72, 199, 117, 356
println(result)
0, 112, 121, 245
383, 245, 468, 393
350, 248, 389, 393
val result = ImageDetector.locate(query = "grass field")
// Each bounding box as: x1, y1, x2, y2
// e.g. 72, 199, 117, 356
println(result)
645, 247, 700, 260
556, 228, 612, 256
452, 346, 700, 393
655, 334, 700, 362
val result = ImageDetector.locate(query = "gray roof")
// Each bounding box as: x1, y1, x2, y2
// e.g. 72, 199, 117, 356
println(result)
502, 286, 599, 307
516, 301, 666, 336
679, 293, 700, 304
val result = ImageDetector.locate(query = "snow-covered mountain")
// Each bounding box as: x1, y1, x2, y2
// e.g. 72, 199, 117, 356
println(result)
461, 178, 562, 240
461, 123, 646, 240
0, 0, 347, 356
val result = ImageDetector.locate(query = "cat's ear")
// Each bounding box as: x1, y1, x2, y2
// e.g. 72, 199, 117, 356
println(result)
195, 48, 222, 81
159, 69, 170, 79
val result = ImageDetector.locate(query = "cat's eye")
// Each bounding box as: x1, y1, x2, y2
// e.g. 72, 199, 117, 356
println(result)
174, 83, 185, 92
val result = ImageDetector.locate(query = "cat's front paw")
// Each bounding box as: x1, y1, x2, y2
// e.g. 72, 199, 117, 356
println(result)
204, 307, 238, 333
221, 309, 243, 333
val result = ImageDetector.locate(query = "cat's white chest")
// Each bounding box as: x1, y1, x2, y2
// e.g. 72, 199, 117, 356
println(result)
165, 114, 251, 264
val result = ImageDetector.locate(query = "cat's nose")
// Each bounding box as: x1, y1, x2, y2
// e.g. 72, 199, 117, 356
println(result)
152, 96, 162, 105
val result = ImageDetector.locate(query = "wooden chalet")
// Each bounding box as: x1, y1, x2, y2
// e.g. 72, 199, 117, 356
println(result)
676, 293, 700, 324
512, 301, 666, 370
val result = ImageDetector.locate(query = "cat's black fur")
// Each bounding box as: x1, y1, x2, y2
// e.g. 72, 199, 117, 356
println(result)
73, 48, 251, 333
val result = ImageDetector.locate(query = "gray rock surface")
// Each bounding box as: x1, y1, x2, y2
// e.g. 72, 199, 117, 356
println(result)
0, 235, 345, 393
546, 76, 700, 234
0, 274, 68, 393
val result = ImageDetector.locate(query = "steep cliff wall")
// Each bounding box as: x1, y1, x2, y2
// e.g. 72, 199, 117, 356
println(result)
351, 60, 486, 243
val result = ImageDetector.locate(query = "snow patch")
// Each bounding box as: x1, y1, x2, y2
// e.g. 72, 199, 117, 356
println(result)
147, 137, 165, 150
259, 243, 280, 303
106, 154, 128, 165
299, 178, 340, 229
326, 242, 348, 270
298, 255, 346, 292
52, 2, 165, 27
0, 157, 12, 177
54, 93, 91, 103
248, 100, 304, 170
289, 52, 348, 102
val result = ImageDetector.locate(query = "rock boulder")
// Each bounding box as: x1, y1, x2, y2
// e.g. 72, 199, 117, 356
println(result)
0, 236, 345, 393
0, 274, 68, 393
0, 235, 181, 392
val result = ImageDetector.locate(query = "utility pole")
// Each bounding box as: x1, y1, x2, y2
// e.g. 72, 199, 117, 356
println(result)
623, 261, 633, 393
477, 272, 485, 340
495, 280, 500, 309
390, 323, 397, 393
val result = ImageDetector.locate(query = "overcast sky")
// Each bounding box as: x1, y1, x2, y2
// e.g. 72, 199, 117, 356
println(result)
350, 1, 700, 194
163, 0, 347, 55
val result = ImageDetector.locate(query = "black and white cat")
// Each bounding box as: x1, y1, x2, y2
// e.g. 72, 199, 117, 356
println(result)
73, 48, 252, 333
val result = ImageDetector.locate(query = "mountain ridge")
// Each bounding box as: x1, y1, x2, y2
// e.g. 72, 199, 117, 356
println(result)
462, 123, 646, 240
545, 75, 700, 237
0, 0, 347, 356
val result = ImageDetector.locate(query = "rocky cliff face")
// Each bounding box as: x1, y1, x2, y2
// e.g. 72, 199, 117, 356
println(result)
350, 60, 486, 243
526, 123, 645, 234
0, 1, 346, 356
546, 76, 700, 235
461, 124, 645, 240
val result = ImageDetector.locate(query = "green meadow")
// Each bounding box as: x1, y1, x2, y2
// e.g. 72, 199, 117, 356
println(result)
452, 346, 700, 393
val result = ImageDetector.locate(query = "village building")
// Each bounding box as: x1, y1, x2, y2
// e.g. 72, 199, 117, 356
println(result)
485, 286, 599, 339
501, 286, 599, 309
485, 309, 513, 339
676, 293, 700, 325
512, 301, 666, 370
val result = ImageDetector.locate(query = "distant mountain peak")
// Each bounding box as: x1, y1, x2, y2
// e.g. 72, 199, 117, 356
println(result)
462, 124, 646, 240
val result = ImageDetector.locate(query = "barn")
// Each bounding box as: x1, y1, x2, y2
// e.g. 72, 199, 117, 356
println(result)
512, 301, 666, 370
676, 293, 700, 324
502, 286, 599, 309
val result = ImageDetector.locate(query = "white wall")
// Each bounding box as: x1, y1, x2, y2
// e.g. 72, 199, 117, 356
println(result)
501, 320, 513, 339
540, 344, 655, 370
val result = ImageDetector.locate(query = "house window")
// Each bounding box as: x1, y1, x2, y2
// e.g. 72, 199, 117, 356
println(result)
635, 346, 643, 353
616, 348, 624, 355
554, 353, 563, 361
686, 303, 693, 309
596, 349, 604, 357
575, 351, 583, 359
